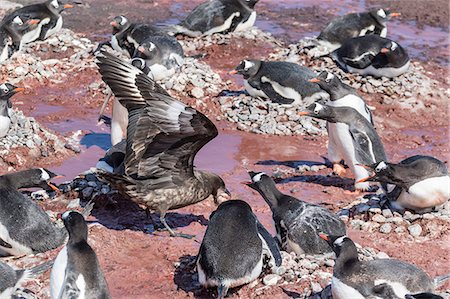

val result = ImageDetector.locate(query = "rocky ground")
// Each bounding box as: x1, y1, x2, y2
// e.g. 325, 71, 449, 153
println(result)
0, 0, 449, 298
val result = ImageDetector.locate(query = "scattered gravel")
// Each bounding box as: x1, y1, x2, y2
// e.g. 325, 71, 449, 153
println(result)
0, 109, 71, 169
338, 194, 450, 238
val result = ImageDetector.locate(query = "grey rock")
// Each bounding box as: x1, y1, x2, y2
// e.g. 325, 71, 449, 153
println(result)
379, 223, 392, 234
408, 224, 422, 237
263, 274, 281, 286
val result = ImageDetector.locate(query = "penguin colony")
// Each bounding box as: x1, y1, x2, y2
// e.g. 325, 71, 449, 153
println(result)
0, 0, 448, 298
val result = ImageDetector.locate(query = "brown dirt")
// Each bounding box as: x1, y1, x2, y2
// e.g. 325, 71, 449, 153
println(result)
2, 0, 450, 298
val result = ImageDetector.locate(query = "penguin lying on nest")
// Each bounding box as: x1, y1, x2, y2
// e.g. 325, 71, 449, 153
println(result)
244, 171, 346, 255
358, 155, 450, 213
299, 102, 387, 191
171, 0, 259, 37
320, 233, 450, 299
197, 200, 281, 299
332, 35, 410, 78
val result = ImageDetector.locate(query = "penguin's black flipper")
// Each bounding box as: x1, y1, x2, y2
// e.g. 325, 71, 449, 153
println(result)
342, 53, 375, 69
256, 220, 282, 267
260, 83, 294, 105
406, 293, 444, 299
349, 129, 378, 165
0, 238, 12, 248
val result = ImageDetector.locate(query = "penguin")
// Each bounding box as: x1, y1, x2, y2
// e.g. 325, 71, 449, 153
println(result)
319, 233, 436, 299
309, 71, 373, 177
95, 15, 164, 57
172, 0, 259, 37
197, 200, 281, 298
372, 283, 445, 299
332, 35, 410, 78
0, 15, 45, 52
0, 260, 53, 298
244, 171, 346, 255
299, 103, 387, 191
0, 83, 24, 138
1, 0, 73, 42
130, 57, 153, 77
316, 9, 401, 51
0, 167, 62, 192
229, 59, 328, 105
50, 211, 110, 299
357, 155, 450, 212
133, 35, 184, 81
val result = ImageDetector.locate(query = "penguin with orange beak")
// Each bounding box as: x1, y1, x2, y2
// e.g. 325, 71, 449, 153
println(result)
332, 35, 410, 78
0, 83, 24, 138
0, 16, 46, 53
299, 102, 386, 191
357, 156, 450, 213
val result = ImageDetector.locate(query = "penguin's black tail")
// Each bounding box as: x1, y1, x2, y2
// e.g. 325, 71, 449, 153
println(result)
217, 283, 229, 299
433, 273, 450, 286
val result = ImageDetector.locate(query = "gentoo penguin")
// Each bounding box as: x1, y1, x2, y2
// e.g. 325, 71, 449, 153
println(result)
95, 15, 164, 57
309, 71, 373, 177
373, 283, 445, 299
358, 155, 450, 212
244, 171, 346, 254
50, 211, 110, 299
316, 9, 400, 51
229, 60, 328, 105
0, 16, 44, 52
1, 0, 73, 43
197, 200, 281, 298
299, 103, 387, 191
319, 233, 435, 299
96, 51, 231, 238
172, 0, 259, 37
332, 35, 410, 78
0, 260, 53, 298
0, 167, 61, 191
133, 35, 184, 81
0, 83, 24, 138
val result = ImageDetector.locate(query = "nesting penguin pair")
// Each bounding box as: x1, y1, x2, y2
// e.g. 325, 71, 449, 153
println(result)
244, 172, 346, 255
50, 211, 110, 298
230, 60, 328, 105
0, 260, 53, 298
197, 200, 281, 298
172, 0, 259, 37
316, 8, 401, 51
320, 233, 448, 299
332, 35, 410, 78
358, 155, 450, 213
0, 82, 24, 138
0, 168, 67, 256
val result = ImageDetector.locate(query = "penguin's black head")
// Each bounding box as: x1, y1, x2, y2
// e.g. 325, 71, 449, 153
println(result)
380, 40, 400, 55
28, 168, 62, 191
229, 59, 261, 79
357, 161, 394, 184
136, 41, 158, 59
0, 83, 24, 100
319, 233, 353, 257
310, 72, 342, 93
244, 171, 280, 208
299, 102, 334, 121
111, 16, 130, 33
405, 293, 444, 299
238, 0, 259, 9
45, 0, 73, 13
369, 9, 401, 24
62, 211, 88, 243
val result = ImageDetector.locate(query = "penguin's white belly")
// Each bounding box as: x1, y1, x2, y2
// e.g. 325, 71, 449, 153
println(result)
380, 27, 387, 37
0, 221, 33, 256
0, 44, 9, 62
328, 122, 357, 164
50, 246, 68, 299
0, 287, 14, 299
347, 60, 410, 78
204, 12, 240, 35
22, 18, 51, 45
244, 80, 268, 98
75, 274, 86, 299
45, 16, 63, 39
149, 63, 174, 81
111, 98, 128, 146
328, 94, 371, 122
0, 115, 11, 137
398, 176, 450, 209
261, 76, 301, 103
235, 11, 256, 32
316, 39, 341, 52
331, 277, 366, 299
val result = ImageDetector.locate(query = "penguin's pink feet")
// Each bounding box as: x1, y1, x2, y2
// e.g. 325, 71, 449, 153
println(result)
332, 163, 346, 176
